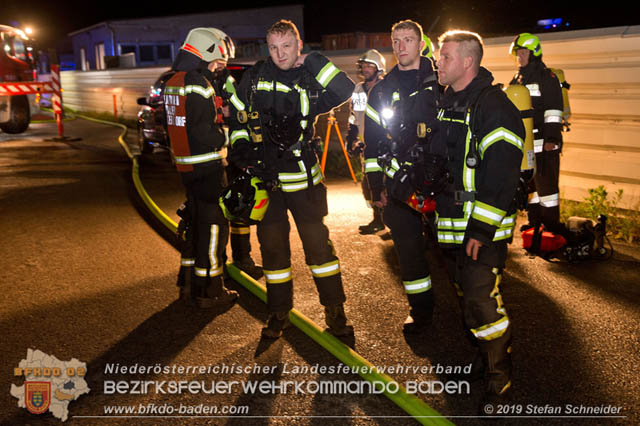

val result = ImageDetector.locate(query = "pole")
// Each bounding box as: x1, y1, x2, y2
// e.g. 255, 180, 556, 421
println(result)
51, 64, 64, 138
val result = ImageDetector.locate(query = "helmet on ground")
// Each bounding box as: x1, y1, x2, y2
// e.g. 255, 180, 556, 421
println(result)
421, 34, 435, 59
219, 172, 269, 224
181, 28, 232, 62
357, 49, 386, 74
208, 28, 235, 60
509, 33, 542, 57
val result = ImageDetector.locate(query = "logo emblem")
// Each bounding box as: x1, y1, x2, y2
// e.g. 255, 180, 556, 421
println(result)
25, 381, 51, 415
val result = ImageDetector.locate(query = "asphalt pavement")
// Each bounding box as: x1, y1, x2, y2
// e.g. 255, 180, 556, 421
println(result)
1, 117, 638, 425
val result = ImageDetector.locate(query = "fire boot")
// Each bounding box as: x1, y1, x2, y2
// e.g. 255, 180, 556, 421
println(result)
359, 206, 385, 234
177, 266, 194, 304
478, 338, 513, 416
324, 305, 354, 336
261, 311, 291, 339
403, 292, 433, 334
196, 276, 238, 309
231, 228, 264, 279
448, 351, 485, 383
402, 311, 432, 334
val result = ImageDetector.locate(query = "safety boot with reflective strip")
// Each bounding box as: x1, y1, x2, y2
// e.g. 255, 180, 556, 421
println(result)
261, 311, 291, 339
324, 305, 354, 336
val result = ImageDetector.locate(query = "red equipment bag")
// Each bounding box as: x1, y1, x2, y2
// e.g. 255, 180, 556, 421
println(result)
522, 226, 567, 252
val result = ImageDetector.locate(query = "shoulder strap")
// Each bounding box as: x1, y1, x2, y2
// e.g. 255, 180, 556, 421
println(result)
466, 84, 503, 168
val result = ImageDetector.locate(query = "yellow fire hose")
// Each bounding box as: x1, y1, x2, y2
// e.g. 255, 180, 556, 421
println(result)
77, 114, 454, 426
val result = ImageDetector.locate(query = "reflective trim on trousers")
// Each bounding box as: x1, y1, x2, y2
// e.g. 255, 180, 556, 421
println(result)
309, 260, 341, 278
539, 193, 559, 208
403, 276, 432, 294
181, 258, 195, 267
264, 267, 293, 284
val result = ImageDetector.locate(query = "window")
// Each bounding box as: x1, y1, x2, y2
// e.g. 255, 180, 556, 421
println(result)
157, 45, 171, 60
139, 45, 154, 62
120, 45, 136, 56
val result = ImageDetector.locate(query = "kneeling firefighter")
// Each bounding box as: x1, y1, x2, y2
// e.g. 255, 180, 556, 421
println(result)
168, 28, 238, 308
226, 20, 356, 339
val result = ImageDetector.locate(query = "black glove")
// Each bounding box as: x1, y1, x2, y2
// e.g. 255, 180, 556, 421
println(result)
387, 163, 415, 203
346, 125, 359, 150
514, 176, 529, 211
228, 143, 261, 169
349, 140, 364, 156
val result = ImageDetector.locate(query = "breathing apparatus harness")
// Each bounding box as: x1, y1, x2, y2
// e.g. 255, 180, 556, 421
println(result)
238, 60, 321, 191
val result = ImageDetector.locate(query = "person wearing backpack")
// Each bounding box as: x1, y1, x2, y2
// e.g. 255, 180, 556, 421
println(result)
227, 20, 355, 339
435, 30, 524, 411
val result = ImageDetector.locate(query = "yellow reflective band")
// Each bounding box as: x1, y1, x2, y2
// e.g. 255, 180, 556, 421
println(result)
209, 224, 220, 273
229, 93, 245, 111
544, 109, 563, 123
525, 84, 541, 97
264, 268, 292, 284
230, 225, 250, 235
471, 316, 510, 341
479, 128, 524, 158
309, 260, 341, 278
230, 130, 249, 146
316, 62, 340, 88
365, 104, 381, 125
180, 258, 195, 266
437, 217, 468, 230
185, 85, 214, 99
364, 158, 382, 173
472, 201, 507, 227
539, 193, 559, 207
279, 164, 321, 182
403, 276, 432, 294
437, 231, 465, 244
280, 172, 323, 192
174, 149, 226, 164
195, 266, 224, 277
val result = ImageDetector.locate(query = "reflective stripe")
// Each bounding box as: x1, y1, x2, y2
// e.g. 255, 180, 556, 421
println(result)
529, 191, 540, 204
539, 193, 559, 207
533, 138, 544, 153
229, 92, 245, 111
403, 276, 432, 294
257, 81, 292, 93
472, 201, 507, 227
309, 260, 340, 278
526, 84, 541, 97
479, 127, 524, 158
230, 130, 249, 146
544, 109, 562, 123
437, 231, 465, 244
471, 316, 510, 340
280, 172, 323, 192
352, 91, 367, 112
437, 217, 468, 230
209, 224, 220, 275
181, 258, 195, 267
174, 149, 226, 165
279, 164, 321, 182
384, 158, 400, 178
230, 225, 250, 235
364, 158, 382, 173
316, 62, 340, 88
365, 104, 381, 125
264, 267, 292, 284
186, 85, 214, 98
195, 266, 224, 277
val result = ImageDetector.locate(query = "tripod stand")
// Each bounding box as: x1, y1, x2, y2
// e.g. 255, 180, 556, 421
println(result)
319, 110, 357, 183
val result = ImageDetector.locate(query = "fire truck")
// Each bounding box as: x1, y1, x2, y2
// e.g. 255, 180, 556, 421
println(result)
0, 24, 38, 134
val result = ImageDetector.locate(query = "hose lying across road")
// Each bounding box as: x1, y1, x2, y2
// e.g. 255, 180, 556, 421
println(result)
78, 114, 453, 426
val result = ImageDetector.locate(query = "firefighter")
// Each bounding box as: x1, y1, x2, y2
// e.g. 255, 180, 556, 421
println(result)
202, 29, 263, 279
435, 30, 524, 409
363, 20, 440, 334
509, 33, 565, 235
227, 20, 356, 339
346, 49, 386, 234
166, 28, 238, 309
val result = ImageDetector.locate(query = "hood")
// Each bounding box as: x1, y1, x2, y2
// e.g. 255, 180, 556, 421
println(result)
171, 49, 209, 73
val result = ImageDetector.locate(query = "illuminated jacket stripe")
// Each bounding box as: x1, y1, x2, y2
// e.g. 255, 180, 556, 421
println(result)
264, 267, 293, 284
479, 128, 524, 159
472, 200, 507, 227
539, 193, 559, 207
384, 158, 401, 178
165, 85, 214, 99
180, 258, 195, 266
365, 104, 381, 126
174, 149, 226, 165
316, 62, 340, 88
230, 129, 249, 146
230, 225, 250, 235
364, 158, 382, 173
309, 260, 341, 278
403, 276, 432, 294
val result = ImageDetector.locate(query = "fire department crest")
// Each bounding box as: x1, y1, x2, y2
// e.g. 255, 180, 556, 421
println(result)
25, 381, 51, 414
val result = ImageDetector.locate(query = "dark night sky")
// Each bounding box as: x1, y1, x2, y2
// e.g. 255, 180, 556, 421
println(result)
1, 1, 636, 49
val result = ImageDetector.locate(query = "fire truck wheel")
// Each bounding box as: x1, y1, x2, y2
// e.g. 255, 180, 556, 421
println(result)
0, 95, 30, 134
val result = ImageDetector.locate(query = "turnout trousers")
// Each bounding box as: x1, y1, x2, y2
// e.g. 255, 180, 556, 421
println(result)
443, 241, 512, 394
528, 149, 561, 233
258, 183, 346, 313
383, 198, 434, 318
178, 167, 230, 299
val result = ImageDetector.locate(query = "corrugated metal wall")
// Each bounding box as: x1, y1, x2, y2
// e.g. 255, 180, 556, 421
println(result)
60, 25, 640, 209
